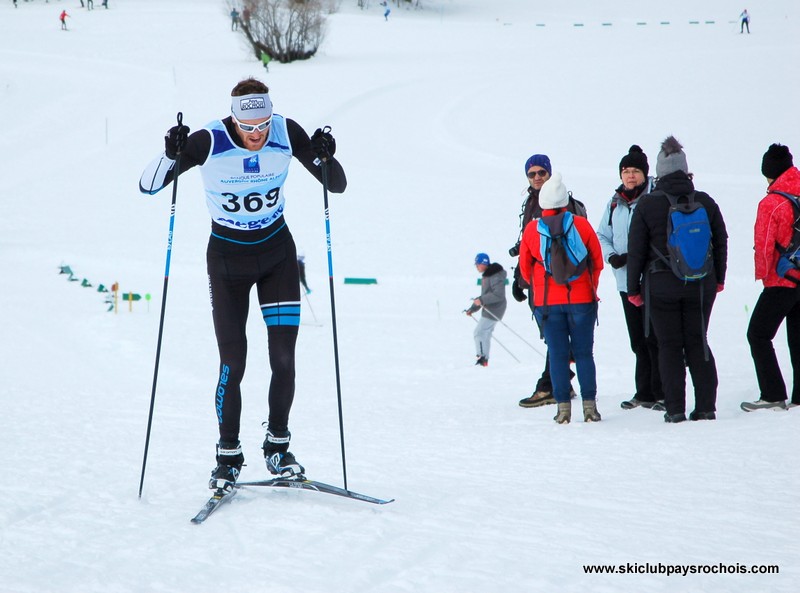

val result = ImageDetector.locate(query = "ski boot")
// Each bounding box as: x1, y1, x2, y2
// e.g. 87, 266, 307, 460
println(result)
262, 427, 305, 478
209, 440, 244, 493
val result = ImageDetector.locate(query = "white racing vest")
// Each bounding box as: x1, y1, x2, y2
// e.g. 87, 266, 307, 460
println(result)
200, 114, 292, 232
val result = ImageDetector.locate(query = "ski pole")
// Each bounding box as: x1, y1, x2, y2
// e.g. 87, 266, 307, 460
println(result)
139, 112, 183, 498
302, 288, 319, 325
318, 135, 349, 491
466, 311, 521, 363
480, 306, 546, 359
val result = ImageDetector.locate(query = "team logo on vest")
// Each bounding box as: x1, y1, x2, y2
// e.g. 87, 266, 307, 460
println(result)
243, 155, 260, 173
239, 97, 266, 111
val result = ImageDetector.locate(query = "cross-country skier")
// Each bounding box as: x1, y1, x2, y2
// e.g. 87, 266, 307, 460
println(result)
465, 253, 507, 367
740, 9, 750, 34
139, 77, 347, 493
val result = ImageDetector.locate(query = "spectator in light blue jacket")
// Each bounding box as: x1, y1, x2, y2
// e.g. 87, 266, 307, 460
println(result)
597, 145, 664, 411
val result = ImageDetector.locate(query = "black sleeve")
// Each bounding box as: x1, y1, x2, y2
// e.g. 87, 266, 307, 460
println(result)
164, 128, 212, 184
287, 118, 347, 193
705, 195, 729, 285
626, 200, 649, 295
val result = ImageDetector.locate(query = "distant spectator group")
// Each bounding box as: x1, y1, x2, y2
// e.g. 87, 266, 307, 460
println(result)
495, 138, 799, 424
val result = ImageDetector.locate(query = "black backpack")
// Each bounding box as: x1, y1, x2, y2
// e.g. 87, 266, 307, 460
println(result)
770, 191, 800, 284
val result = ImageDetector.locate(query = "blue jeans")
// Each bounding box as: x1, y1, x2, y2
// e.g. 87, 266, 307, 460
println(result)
534, 303, 597, 403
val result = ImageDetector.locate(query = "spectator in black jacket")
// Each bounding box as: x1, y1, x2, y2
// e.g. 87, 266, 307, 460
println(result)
626, 137, 728, 423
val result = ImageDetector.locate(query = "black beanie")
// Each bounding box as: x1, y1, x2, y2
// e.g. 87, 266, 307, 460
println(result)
619, 145, 649, 177
761, 143, 794, 180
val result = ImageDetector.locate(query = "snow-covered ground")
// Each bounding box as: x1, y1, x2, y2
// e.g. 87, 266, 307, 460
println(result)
1, 1, 799, 591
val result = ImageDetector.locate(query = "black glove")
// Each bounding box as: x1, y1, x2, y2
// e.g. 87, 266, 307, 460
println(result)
512, 279, 527, 302
164, 124, 190, 160
310, 127, 336, 161
608, 253, 628, 269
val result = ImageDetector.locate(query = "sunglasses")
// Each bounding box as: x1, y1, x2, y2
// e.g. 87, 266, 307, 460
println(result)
527, 169, 549, 179
232, 115, 271, 133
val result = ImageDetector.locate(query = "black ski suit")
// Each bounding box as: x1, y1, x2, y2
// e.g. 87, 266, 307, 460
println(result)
140, 116, 346, 443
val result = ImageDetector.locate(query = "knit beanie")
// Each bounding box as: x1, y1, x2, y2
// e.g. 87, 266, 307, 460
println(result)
538, 171, 569, 210
655, 136, 688, 177
619, 145, 649, 177
524, 154, 552, 175
761, 143, 794, 180
474, 252, 490, 266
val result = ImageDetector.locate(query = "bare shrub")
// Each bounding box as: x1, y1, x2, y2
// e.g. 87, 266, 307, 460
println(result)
232, 0, 331, 63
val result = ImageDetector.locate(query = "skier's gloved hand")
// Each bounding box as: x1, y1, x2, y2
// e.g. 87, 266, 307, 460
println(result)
310, 127, 336, 161
512, 279, 527, 302
164, 124, 190, 160
608, 253, 628, 269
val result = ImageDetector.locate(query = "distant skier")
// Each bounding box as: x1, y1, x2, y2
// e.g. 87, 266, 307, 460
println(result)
381, 1, 390, 21
740, 9, 750, 34
59, 10, 69, 30
260, 50, 271, 72
231, 8, 240, 31
298, 254, 311, 294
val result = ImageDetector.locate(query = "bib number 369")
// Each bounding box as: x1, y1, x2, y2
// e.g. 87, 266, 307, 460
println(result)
221, 188, 280, 213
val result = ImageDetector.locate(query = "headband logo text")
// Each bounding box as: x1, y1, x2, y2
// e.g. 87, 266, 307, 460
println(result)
239, 97, 266, 111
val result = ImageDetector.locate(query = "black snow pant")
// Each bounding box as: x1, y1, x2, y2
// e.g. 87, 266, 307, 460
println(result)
647, 283, 718, 416
746, 286, 800, 404
620, 291, 663, 402
207, 233, 301, 444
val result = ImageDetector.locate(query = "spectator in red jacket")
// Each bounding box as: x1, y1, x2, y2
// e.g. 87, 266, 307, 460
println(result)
519, 172, 604, 424
741, 144, 800, 412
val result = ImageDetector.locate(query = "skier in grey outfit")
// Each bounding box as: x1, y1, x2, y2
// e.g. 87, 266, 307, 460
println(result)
466, 253, 507, 366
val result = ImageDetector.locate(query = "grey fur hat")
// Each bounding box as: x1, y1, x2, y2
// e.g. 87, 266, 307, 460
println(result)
656, 136, 689, 177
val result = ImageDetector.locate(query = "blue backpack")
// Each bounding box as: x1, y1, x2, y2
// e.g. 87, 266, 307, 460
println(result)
770, 191, 800, 284
537, 211, 588, 285
652, 192, 713, 281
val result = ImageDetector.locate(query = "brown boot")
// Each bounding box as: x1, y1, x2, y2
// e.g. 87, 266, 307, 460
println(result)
583, 399, 602, 422
519, 390, 556, 408
553, 402, 571, 424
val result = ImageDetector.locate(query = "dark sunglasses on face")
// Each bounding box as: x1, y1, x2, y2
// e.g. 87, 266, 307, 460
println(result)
527, 169, 549, 179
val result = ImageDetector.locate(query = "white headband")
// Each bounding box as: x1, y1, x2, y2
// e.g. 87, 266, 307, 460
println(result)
231, 93, 273, 121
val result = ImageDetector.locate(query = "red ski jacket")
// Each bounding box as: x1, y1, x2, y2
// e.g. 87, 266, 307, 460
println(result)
519, 209, 604, 307
754, 166, 800, 287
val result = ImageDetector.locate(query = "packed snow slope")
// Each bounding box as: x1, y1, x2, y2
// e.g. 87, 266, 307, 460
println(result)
1, 1, 799, 592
